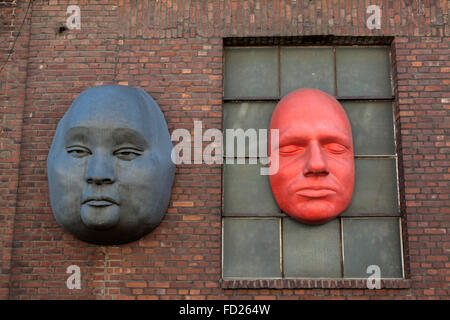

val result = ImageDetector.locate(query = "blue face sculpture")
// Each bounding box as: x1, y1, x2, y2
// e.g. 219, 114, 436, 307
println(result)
47, 85, 175, 245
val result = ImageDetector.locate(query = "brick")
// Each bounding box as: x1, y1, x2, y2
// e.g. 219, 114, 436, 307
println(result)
147, 282, 170, 288
173, 201, 194, 207
425, 86, 443, 91
182, 215, 203, 221
125, 282, 147, 288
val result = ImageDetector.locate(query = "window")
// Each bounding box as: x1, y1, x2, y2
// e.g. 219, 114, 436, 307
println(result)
222, 44, 404, 280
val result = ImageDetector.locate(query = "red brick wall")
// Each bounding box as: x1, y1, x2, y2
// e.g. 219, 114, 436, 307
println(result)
0, 0, 448, 300
0, 0, 32, 299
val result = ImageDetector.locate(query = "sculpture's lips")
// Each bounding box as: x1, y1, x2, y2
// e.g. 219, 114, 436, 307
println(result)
82, 197, 119, 207
295, 188, 336, 198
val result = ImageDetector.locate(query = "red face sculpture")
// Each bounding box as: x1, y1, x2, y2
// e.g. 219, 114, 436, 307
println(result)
269, 88, 355, 224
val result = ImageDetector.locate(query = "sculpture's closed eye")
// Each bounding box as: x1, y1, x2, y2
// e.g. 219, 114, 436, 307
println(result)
66, 146, 91, 158
113, 148, 143, 161
278, 144, 306, 156
323, 143, 348, 155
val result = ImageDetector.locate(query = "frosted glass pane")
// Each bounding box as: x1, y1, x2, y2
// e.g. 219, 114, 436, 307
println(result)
283, 218, 341, 278
223, 218, 281, 278
337, 47, 392, 97
342, 101, 395, 155
281, 47, 334, 96
224, 164, 281, 215
224, 48, 278, 98
343, 159, 399, 216
343, 218, 403, 278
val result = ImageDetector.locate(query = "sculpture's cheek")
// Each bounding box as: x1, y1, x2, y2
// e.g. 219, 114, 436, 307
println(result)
48, 157, 84, 228
114, 155, 173, 227
328, 158, 355, 210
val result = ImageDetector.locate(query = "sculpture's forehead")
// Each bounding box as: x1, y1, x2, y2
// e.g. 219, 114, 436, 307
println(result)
271, 89, 351, 132
62, 91, 149, 135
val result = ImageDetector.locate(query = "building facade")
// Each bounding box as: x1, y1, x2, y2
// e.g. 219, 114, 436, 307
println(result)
0, 0, 448, 299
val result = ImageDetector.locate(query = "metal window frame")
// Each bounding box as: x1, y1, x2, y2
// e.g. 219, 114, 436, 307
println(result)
221, 44, 403, 280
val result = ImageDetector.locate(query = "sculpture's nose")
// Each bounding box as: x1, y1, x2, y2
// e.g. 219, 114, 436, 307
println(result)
303, 142, 329, 177
85, 151, 116, 185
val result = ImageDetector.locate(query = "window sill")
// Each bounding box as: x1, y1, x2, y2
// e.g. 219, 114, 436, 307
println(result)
221, 278, 411, 289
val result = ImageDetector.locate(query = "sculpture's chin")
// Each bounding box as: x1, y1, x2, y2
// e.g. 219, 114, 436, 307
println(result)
291, 214, 337, 225
80, 204, 120, 230
286, 200, 340, 225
